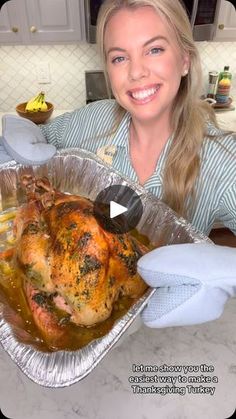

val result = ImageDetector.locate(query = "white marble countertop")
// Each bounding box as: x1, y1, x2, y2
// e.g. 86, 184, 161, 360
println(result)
215, 108, 236, 132
0, 109, 69, 133
0, 106, 236, 133
0, 300, 236, 419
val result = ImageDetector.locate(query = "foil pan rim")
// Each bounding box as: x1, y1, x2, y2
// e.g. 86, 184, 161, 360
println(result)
0, 148, 211, 387
0, 148, 212, 245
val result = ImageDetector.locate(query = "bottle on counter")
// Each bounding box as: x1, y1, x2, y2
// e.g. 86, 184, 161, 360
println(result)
207, 71, 218, 99
215, 66, 232, 104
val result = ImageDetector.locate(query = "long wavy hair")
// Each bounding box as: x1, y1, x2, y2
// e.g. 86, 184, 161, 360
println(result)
96, 0, 218, 218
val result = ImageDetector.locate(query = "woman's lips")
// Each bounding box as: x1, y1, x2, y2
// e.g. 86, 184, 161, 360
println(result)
128, 84, 161, 104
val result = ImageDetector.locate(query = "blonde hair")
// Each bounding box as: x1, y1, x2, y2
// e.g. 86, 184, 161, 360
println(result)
97, 0, 218, 218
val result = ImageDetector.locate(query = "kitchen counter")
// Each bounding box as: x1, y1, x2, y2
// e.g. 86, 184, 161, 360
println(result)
0, 301, 236, 419
0, 106, 236, 133
0, 110, 69, 133
214, 108, 236, 132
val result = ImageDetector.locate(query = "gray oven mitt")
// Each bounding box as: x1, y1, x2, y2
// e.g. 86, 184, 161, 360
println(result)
138, 243, 236, 328
0, 136, 14, 164
1, 115, 56, 165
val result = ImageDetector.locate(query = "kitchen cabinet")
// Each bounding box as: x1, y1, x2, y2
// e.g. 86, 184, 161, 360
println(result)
0, 0, 24, 43
214, 0, 236, 41
0, 0, 85, 44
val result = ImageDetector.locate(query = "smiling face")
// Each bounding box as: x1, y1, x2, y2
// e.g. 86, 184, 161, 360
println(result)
104, 6, 189, 127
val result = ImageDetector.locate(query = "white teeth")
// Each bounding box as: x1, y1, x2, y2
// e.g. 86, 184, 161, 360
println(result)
131, 86, 158, 100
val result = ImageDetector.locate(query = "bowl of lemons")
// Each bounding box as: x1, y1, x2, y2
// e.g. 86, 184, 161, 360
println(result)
16, 92, 54, 124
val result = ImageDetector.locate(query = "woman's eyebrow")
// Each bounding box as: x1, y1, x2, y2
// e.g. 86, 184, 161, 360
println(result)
106, 35, 169, 55
143, 35, 169, 46
107, 46, 126, 55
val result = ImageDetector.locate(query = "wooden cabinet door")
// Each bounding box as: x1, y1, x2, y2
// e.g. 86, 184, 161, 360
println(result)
25, 0, 85, 43
214, 0, 236, 41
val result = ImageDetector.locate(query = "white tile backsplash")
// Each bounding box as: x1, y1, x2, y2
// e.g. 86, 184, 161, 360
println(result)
196, 41, 236, 98
0, 41, 235, 112
0, 43, 102, 112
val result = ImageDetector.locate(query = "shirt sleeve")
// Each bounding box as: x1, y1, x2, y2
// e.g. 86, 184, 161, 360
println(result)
39, 111, 73, 149
218, 182, 236, 235
39, 100, 117, 150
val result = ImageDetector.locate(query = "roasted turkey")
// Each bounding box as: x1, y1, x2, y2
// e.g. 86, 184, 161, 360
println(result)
9, 176, 148, 335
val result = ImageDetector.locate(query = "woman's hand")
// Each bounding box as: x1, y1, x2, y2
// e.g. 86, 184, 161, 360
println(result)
137, 243, 236, 328
1, 115, 56, 165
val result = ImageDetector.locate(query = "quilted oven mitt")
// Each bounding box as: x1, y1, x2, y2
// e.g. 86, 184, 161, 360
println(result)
138, 243, 236, 328
1, 114, 56, 165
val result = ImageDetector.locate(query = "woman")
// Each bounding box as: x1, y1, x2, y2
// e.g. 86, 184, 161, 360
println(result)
95, 0, 236, 235
1, 0, 236, 327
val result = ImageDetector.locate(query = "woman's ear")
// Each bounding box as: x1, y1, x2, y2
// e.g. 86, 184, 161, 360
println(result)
182, 69, 189, 76
182, 53, 190, 77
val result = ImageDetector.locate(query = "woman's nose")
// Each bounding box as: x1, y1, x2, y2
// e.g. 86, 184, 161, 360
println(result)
128, 58, 149, 81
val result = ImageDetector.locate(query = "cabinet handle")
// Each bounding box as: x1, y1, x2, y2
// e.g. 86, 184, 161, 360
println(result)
218, 24, 224, 30
11, 26, 19, 33
30, 26, 37, 33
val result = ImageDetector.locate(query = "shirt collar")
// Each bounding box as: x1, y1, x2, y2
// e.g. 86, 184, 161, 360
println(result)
142, 134, 173, 188
156, 134, 173, 173
111, 110, 173, 155
111, 110, 174, 181
112, 112, 131, 148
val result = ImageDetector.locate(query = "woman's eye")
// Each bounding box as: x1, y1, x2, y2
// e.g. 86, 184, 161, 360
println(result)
149, 47, 164, 55
111, 56, 125, 64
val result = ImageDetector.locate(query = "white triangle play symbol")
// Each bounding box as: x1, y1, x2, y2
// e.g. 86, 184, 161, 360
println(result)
110, 201, 128, 219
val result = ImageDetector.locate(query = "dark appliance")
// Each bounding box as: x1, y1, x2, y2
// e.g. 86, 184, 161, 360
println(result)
85, 70, 113, 103
84, 0, 221, 43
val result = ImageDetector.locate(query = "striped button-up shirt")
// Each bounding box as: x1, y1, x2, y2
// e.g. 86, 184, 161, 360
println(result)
40, 99, 236, 236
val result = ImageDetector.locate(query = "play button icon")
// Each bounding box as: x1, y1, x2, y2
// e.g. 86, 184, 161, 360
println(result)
93, 185, 143, 234
110, 201, 127, 219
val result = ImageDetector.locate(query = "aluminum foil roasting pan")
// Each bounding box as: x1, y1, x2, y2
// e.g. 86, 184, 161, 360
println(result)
0, 149, 210, 387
